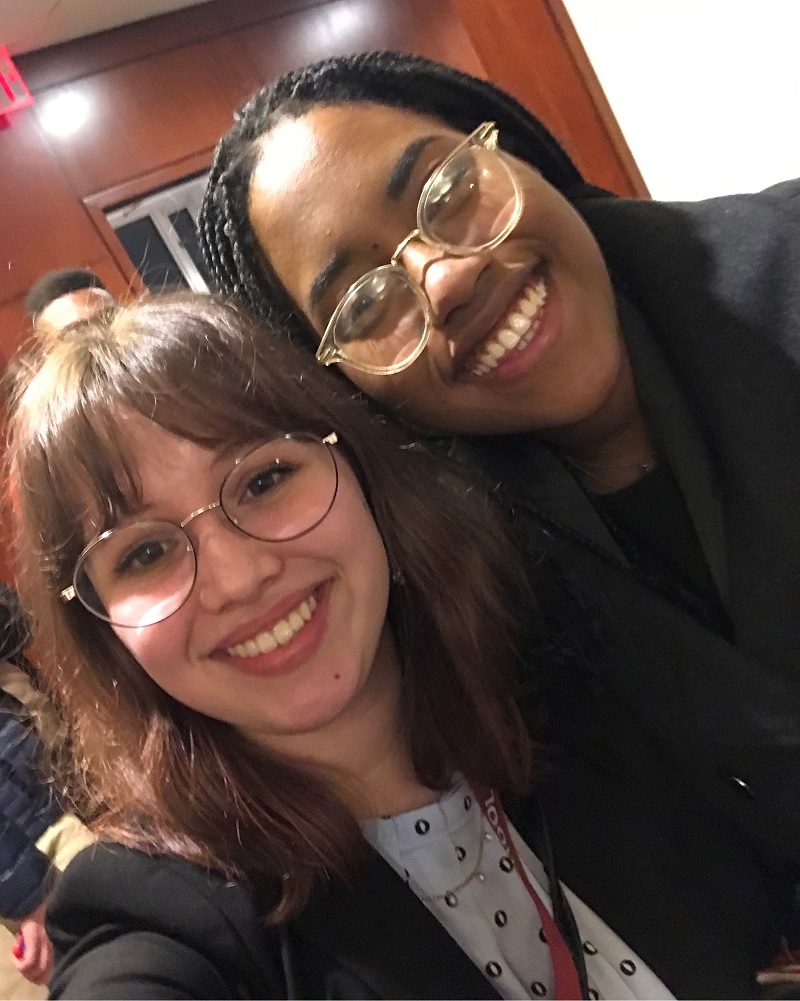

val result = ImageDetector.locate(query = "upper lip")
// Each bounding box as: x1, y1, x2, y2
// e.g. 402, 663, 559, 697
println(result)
445, 264, 544, 378
210, 581, 326, 654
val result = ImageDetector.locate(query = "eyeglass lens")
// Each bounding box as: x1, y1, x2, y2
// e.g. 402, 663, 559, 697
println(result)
74, 435, 337, 628
419, 144, 519, 252
332, 270, 427, 372
332, 143, 518, 373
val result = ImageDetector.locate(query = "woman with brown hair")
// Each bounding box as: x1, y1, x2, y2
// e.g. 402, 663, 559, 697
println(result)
7, 294, 675, 998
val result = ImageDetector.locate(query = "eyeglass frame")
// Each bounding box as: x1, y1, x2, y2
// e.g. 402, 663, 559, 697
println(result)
315, 121, 524, 377
60, 431, 340, 627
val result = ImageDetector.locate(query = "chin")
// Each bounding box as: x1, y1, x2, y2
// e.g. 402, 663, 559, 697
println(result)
263, 679, 363, 741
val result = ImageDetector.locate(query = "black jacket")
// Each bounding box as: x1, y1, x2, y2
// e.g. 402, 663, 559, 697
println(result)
47, 783, 774, 1001
458, 180, 800, 986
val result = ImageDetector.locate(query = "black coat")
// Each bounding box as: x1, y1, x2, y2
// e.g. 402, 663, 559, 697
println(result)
47, 783, 776, 1001
458, 180, 800, 988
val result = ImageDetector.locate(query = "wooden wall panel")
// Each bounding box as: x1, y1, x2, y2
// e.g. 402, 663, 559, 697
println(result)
0, 114, 112, 303
16, 0, 327, 94
240, 0, 485, 83
0, 296, 32, 370
35, 34, 261, 199
449, 0, 647, 196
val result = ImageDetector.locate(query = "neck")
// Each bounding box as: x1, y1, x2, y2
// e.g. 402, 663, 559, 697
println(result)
255, 630, 438, 819
541, 347, 657, 493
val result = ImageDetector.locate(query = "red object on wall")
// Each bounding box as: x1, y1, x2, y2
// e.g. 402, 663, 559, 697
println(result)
0, 46, 34, 127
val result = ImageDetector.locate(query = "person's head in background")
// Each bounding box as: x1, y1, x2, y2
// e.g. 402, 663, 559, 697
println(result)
8, 292, 531, 921
199, 52, 625, 439
3, 267, 115, 402
25, 268, 115, 341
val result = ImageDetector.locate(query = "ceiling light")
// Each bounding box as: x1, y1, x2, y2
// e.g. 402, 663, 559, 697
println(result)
38, 90, 91, 138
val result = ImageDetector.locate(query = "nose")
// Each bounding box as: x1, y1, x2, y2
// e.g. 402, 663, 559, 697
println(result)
400, 238, 489, 327
192, 513, 283, 613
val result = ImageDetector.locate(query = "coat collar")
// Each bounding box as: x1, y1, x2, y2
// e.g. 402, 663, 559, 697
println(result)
459, 432, 628, 565
618, 296, 730, 605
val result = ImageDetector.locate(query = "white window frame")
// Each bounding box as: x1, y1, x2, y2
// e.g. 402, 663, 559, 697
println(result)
107, 173, 210, 292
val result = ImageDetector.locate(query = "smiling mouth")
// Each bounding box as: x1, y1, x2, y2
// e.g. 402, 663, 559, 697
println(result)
463, 274, 549, 378
226, 593, 318, 658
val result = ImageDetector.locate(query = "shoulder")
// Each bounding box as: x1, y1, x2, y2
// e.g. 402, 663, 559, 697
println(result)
578, 184, 800, 345
578, 182, 800, 267
48, 843, 285, 999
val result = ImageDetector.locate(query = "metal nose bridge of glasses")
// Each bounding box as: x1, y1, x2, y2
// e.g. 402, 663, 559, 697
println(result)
60, 432, 339, 607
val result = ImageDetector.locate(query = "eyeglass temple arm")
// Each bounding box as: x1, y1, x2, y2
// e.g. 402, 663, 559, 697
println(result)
60, 585, 76, 603
316, 335, 343, 366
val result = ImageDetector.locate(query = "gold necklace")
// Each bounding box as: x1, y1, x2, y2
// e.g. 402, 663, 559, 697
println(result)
415, 825, 490, 906
562, 453, 658, 490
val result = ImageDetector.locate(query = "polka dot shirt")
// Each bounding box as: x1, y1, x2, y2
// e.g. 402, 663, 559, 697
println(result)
361, 777, 673, 1000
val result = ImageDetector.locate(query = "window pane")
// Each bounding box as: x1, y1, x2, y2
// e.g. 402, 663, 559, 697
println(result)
114, 217, 189, 292
168, 208, 212, 286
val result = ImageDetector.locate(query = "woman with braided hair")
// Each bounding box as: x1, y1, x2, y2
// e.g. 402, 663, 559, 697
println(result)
199, 52, 800, 998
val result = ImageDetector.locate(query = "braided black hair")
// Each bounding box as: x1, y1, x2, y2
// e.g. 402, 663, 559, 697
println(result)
199, 50, 587, 349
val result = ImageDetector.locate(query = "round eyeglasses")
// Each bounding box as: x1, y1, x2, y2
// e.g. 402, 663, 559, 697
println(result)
60, 432, 339, 628
315, 121, 523, 377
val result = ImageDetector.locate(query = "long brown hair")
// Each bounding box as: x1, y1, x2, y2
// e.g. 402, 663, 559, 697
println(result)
8, 293, 533, 921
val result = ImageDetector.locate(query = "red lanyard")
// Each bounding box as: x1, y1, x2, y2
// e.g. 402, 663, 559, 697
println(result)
474, 786, 584, 1000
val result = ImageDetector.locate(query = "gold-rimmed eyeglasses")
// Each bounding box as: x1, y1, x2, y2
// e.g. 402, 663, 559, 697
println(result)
60, 432, 339, 629
315, 122, 523, 377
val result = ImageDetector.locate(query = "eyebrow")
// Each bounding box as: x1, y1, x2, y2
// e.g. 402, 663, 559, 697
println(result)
385, 135, 440, 201
309, 249, 353, 310
308, 135, 442, 311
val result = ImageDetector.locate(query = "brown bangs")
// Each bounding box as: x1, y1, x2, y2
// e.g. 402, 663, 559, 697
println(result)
15, 293, 348, 547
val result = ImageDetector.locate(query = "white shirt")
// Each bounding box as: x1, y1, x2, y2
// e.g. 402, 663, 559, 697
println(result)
361, 777, 673, 1000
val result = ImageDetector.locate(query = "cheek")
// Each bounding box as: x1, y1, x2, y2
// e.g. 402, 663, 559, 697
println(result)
113, 616, 188, 691
339, 361, 439, 423
327, 472, 391, 617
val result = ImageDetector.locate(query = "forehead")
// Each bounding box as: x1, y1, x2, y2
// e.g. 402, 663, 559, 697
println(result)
255, 102, 457, 183
112, 413, 214, 503
248, 103, 462, 295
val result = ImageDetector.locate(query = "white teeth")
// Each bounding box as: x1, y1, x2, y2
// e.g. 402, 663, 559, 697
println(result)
484, 341, 506, 360
226, 593, 318, 658
467, 276, 548, 379
257, 631, 277, 653
497, 328, 521, 350
273, 621, 293, 646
